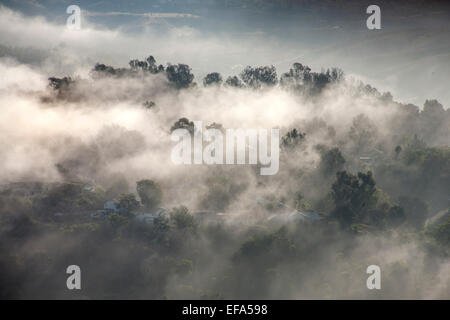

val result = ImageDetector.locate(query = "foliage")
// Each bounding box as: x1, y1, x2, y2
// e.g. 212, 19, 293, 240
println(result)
225, 75, 244, 88
240, 65, 277, 89
39, 183, 104, 214
425, 210, 450, 246
136, 180, 163, 211
319, 147, 346, 176
281, 128, 306, 149
117, 193, 140, 215
280, 63, 343, 94
166, 63, 194, 88
170, 117, 195, 135
203, 72, 222, 87
170, 206, 196, 231
331, 171, 377, 228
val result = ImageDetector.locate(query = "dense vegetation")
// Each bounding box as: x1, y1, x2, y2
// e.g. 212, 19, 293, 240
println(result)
0, 55, 449, 299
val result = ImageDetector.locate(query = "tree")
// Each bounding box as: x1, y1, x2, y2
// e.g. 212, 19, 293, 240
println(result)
170, 206, 196, 230
48, 77, 73, 90
170, 117, 195, 135
280, 64, 343, 94
331, 171, 377, 228
423, 99, 444, 115
225, 76, 244, 88
165, 63, 194, 88
146, 55, 158, 73
40, 183, 103, 213
206, 122, 224, 131
281, 128, 306, 149
280, 62, 311, 89
143, 101, 156, 110
136, 180, 163, 211
326, 67, 344, 83
425, 211, 450, 246
109, 213, 130, 228
91, 63, 129, 78
48, 77, 74, 99
129, 59, 148, 71
153, 213, 170, 232
348, 114, 378, 153
319, 147, 346, 176
203, 72, 223, 87
240, 65, 277, 89
117, 193, 140, 214
128, 55, 160, 74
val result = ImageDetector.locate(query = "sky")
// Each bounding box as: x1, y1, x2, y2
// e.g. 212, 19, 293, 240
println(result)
0, 0, 449, 107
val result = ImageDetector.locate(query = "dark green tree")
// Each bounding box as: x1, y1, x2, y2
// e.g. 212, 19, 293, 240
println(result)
319, 147, 346, 176
281, 128, 306, 149
117, 193, 140, 214
240, 65, 277, 89
170, 117, 195, 135
170, 206, 196, 230
166, 63, 194, 88
203, 72, 223, 87
331, 171, 377, 228
225, 75, 244, 88
136, 180, 163, 211
280, 62, 311, 89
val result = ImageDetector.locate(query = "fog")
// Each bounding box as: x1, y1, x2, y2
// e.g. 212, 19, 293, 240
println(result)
1, 2, 450, 106
0, 4, 449, 299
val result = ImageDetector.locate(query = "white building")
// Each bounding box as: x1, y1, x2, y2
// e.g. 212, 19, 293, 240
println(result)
134, 208, 169, 225
104, 200, 119, 212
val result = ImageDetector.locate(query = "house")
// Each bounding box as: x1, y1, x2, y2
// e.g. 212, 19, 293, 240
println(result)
134, 208, 169, 225
359, 157, 375, 165
301, 211, 323, 221
104, 200, 120, 212
195, 210, 237, 225
135, 213, 156, 224
195, 210, 216, 218
83, 184, 95, 192
195, 210, 219, 223
90, 210, 110, 220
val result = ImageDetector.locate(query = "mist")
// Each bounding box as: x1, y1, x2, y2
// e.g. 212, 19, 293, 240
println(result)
0, 3, 449, 299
